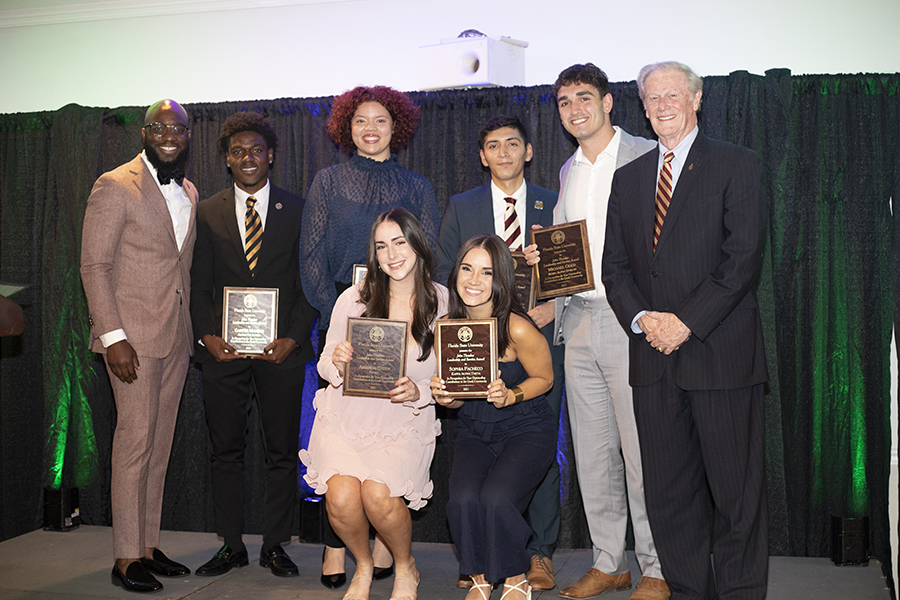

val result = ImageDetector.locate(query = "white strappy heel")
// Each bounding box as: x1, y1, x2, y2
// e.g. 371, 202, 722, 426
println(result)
471, 579, 493, 600
500, 579, 532, 600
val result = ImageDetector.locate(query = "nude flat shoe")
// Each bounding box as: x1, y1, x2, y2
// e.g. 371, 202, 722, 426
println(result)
342, 573, 372, 600
389, 572, 420, 600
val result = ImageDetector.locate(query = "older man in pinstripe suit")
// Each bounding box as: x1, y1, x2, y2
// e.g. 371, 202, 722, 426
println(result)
602, 61, 768, 600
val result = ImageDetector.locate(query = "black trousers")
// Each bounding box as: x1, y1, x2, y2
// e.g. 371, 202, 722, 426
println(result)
525, 328, 565, 560
202, 356, 305, 549
633, 365, 767, 600
447, 402, 556, 582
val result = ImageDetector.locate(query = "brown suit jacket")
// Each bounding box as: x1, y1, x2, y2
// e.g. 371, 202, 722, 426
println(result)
81, 154, 198, 358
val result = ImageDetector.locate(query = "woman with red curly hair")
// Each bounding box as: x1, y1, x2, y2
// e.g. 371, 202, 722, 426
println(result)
299, 86, 440, 597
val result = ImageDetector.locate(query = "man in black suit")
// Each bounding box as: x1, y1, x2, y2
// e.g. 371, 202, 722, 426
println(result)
602, 62, 768, 600
191, 112, 317, 578
435, 114, 564, 591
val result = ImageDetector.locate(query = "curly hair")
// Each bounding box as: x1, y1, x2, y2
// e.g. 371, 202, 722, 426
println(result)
325, 86, 420, 153
217, 111, 279, 157
552, 63, 611, 99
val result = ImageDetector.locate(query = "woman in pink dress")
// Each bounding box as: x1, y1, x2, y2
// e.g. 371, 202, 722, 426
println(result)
300, 207, 448, 600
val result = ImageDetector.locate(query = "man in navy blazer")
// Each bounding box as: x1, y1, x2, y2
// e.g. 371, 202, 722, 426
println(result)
190, 112, 317, 578
434, 115, 564, 591
603, 62, 768, 600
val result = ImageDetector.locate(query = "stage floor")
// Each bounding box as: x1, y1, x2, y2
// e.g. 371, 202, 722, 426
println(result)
0, 526, 889, 599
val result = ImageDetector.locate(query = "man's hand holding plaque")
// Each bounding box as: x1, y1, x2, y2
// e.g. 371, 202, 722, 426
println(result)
222, 287, 279, 355
510, 252, 536, 311
342, 317, 410, 399
529, 220, 595, 299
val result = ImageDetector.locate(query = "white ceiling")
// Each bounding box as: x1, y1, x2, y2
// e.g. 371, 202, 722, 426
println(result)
0, 0, 352, 28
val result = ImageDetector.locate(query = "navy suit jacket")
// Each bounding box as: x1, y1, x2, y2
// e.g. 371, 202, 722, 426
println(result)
435, 181, 562, 368
190, 184, 317, 368
602, 134, 768, 390
435, 182, 558, 283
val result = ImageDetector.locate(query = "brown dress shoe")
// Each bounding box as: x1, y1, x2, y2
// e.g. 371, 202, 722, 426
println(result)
559, 569, 631, 599
527, 555, 556, 590
628, 576, 670, 600
458, 575, 474, 588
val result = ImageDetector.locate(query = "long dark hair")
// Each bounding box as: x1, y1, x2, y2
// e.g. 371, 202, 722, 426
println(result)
360, 208, 438, 361
446, 234, 535, 356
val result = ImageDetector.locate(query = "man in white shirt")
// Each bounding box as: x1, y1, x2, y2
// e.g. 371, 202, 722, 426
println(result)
531, 64, 668, 600
81, 99, 197, 593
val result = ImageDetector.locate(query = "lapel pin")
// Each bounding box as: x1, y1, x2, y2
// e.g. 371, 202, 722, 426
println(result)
534, 200, 544, 210
275, 203, 283, 210
688, 164, 694, 171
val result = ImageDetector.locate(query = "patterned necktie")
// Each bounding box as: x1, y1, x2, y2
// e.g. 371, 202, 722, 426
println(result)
244, 196, 262, 277
503, 196, 522, 251
654, 151, 675, 251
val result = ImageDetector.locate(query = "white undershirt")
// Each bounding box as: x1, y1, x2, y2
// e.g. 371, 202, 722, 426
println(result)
141, 151, 192, 252
233, 180, 271, 238
559, 127, 622, 299
490, 179, 527, 249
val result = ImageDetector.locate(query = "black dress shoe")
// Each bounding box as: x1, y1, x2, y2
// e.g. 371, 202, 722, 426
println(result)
373, 564, 394, 580
111, 561, 163, 593
195, 545, 249, 577
260, 545, 299, 577
320, 547, 347, 589
141, 549, 190, 577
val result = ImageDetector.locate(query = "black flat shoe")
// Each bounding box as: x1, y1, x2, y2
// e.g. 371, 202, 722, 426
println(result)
260, 545, 299, 577
141, 549, 190, 577
195, 545, 249, 577
111, 561, 163, 593
320, 547, 347, 589
373, 564, 394, 580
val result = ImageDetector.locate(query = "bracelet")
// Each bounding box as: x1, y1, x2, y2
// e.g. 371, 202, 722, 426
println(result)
511, 386, 524, 404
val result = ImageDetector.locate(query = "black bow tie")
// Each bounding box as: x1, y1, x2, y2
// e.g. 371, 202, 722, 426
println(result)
157, 168, 185, 186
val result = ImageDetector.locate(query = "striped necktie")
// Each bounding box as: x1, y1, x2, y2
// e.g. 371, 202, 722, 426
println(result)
503, 196, 522, 251
654, 151, 675, 251
245, 196, 262, 277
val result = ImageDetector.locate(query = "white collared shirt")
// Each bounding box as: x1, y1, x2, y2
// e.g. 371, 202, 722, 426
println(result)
140, 151, 192, 252
490, 179, 527, 250
234, 180, 271, 238
560, 126, 622, 299
657, 125, 699, 190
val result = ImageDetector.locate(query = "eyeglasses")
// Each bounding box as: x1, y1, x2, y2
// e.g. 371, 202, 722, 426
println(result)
144, 122, 190, 137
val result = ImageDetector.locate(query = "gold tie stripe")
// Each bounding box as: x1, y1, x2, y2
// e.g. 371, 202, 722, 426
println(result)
654, 151, 675, 251
245, 196, 262, 277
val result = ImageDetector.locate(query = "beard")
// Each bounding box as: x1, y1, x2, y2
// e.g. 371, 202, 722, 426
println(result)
143, 138, 191, 183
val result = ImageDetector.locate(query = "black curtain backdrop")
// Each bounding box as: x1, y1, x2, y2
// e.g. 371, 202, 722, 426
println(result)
1, 70, 897, 591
